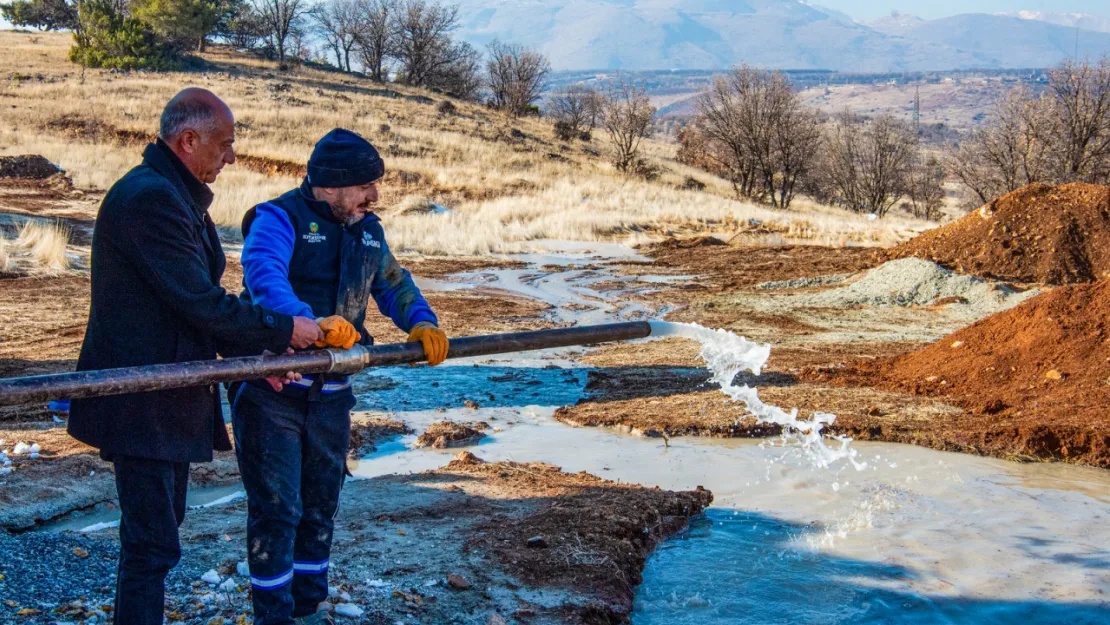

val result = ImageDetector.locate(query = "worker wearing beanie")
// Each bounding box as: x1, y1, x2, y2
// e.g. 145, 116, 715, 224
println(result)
232, 128, 449, 625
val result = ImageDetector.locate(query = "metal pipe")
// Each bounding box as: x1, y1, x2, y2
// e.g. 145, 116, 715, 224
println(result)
0, 321, 653, 407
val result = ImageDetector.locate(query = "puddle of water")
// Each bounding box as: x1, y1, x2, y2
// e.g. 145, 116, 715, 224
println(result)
47, 484, 246, 533
360, 243, 1110, 622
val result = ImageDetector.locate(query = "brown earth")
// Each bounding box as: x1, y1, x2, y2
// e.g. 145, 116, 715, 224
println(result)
348, 416, 413, 458
806, 280, 1110, 467
455, 453, 713, 622
557, 337, 961, 443
886, 182, 1110, 284
398, 256, 528, 279
0, 452, 712, 624
640, 242, 877, 291
414, 420, 490, 448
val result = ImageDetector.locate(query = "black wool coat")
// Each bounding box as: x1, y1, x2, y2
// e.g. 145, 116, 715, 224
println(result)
68, 141, 294, 463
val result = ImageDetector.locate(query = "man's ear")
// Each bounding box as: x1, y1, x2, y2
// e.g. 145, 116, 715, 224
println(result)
178, 129, 201, 154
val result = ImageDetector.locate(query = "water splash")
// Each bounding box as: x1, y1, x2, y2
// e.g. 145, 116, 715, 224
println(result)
649, 321, 866, 470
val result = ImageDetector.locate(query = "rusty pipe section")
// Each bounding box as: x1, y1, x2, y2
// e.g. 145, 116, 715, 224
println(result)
0, 321, 653, 407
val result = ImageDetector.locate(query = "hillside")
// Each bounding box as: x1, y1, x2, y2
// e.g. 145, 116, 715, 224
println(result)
0, 31, 927, 258
997, 11, 1110, 34
869, 13, 1110, 69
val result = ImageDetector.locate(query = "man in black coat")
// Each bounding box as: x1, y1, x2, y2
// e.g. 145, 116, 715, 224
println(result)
68, 87, 324, 625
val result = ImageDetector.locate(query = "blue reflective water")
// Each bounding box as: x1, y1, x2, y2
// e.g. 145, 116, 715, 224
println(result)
633, 509, 1110, 625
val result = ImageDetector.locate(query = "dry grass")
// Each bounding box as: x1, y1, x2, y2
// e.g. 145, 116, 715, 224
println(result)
0, 30, 938, 257
385, 178, 932, 255
3, 221, 72, 275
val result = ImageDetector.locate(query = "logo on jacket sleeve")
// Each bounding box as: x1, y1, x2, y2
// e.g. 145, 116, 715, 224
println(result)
303, 222, 326, 243
362, 231, 381, 248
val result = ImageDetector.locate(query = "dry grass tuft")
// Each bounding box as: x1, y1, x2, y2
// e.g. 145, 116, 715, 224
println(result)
4, 221, 72, 275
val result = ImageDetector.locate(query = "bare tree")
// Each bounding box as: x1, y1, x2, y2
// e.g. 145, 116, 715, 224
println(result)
218, 0, 266, 50
1046, 57, 1110, 182
693, 66, 820, 207
391, 0, 459, 87
352, 0, 395, 82
253, 0, 312, 69
602, 77, 655, 173
822, 112, 917, 217
949, 86, 1055, 205
549, 84, 598, 140
486, 40, 550, 117
950, 57, 1110, 206
906, 154, 946, 220
427, 39, 482, 99
313, 0, 360, 71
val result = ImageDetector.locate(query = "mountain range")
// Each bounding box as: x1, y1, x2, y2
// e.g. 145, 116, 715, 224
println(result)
451, 1, 1110, 71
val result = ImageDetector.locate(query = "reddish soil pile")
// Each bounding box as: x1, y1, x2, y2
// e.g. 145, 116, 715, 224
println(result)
814, 280, 1110, 466
886, 182, 1110, 284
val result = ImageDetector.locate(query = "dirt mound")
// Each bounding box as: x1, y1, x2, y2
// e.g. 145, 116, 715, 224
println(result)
415, 420, 489, 448
457, 457, 713, 621
886, 182, 1110, 285
0, 155, 62, 180
656, 235, 727, 249
813, 280, 1110, 466
348, 417, 412, 458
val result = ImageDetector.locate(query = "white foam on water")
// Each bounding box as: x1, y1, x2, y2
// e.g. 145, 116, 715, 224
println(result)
648, 321, 866, 471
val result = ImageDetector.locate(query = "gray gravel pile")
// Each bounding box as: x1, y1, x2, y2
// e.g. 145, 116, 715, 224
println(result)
789, 258, 1040, 315
756, 273, 851, 290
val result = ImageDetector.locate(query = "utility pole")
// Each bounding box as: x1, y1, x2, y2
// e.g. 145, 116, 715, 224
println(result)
913, 84, 920, 133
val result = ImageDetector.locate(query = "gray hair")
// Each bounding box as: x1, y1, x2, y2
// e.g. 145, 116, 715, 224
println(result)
159, 96, 221, 141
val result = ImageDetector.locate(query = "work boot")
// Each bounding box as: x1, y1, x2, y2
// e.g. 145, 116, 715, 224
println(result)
293, 612, 335, 625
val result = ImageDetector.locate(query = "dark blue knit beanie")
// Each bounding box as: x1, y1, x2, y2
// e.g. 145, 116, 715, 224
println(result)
307, 128, 385, 188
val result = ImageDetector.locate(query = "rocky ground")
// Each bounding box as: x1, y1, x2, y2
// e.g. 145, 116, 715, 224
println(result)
0, 451, 712, 625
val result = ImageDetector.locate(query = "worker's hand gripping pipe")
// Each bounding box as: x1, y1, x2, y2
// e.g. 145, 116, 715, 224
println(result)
0, 322, 654, 407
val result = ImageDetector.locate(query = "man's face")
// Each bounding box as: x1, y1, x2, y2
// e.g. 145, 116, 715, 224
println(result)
321, 181, 380, 225
180, 115, 236, 184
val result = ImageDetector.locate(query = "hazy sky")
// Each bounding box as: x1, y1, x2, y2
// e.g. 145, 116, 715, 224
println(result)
816, 1, 1110, 21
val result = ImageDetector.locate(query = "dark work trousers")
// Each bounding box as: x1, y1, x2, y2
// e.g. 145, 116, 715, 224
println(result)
112, 455, 190, 625
230, 381, 353, 624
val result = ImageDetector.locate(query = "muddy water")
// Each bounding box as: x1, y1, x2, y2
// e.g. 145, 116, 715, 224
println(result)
370, 242, 1110, 624
48, 242, 1110, 622
350, 358, 1110, 624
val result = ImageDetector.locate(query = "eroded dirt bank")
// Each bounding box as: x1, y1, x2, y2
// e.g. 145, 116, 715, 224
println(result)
0, 453, 711, 625
553, 239, 1103, 468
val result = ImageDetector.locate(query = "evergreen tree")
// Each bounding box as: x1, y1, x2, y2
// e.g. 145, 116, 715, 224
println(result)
0, 0, 77, 31
69, 0, 174, 70
131, 0, 227, 52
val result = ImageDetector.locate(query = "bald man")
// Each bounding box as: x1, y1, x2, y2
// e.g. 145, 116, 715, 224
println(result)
69, 88, 324, 624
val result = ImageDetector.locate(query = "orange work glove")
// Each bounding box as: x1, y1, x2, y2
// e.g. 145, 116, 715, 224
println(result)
315, 316, 361, 350
407, 322, 449, 366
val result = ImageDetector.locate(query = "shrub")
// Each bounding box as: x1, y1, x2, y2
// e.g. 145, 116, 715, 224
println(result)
553, 119, 575, 142
630, 157, 661, 181
436, 99, 457, 116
